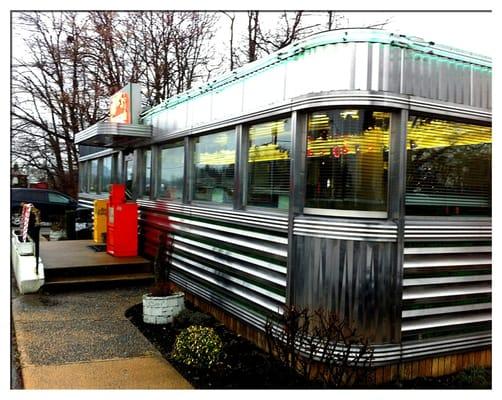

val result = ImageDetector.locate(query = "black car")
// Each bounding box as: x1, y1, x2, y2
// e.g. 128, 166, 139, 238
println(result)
10, 188, 91, 231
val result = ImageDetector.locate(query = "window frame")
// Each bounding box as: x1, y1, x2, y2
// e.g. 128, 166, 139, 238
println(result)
100, 155, 113, 194
302, 107, 392, 219
139, 147, 153, 199
190, 128, 238, 207
89, 158, 99, 194
157, 141, 185, 202
243, 115, 293, 213
79, 161, 88, 193
404, 112, 492, 218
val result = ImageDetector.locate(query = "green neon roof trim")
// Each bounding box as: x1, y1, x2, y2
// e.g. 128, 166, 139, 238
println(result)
141, 28, 492, 120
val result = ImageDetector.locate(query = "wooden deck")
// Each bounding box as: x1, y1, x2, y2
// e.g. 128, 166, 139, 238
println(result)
39, 240, 153, 286
40, 240, 148, 270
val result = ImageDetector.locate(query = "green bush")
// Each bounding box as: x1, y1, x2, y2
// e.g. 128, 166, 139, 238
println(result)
452, 366, 490, 388
171, 325, 223, 369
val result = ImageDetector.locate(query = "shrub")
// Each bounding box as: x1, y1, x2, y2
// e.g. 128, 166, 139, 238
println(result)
174, 309, 214, 329
171, 325, 223, 369
265, 305, 374, 388
452, 366, 490, 388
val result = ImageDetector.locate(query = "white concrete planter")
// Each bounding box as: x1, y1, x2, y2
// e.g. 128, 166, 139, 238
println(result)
11, 229, 45, 294
12, 229, 34, 255
142, 292, 185, 324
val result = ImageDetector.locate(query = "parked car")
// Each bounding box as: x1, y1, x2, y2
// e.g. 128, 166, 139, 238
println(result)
10, 189, 92, 238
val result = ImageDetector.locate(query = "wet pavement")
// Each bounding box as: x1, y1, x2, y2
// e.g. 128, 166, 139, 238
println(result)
11, 283, 192, 389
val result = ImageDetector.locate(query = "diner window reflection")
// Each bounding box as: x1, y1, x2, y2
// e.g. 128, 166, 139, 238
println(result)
193, 130, 235, 204
305, 109, 390, 212
160, 144, 184, 201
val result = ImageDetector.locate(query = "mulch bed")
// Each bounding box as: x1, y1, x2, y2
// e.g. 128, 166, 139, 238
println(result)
125, 300, 491, 389
125, 301, 316, 389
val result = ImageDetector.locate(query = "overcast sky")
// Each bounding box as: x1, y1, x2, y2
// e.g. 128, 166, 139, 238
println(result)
327, 12, 493, 57
211, 11, 494, 59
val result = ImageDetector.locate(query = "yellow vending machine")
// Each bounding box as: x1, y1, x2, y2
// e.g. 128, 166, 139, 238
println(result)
93, 199, 108, 243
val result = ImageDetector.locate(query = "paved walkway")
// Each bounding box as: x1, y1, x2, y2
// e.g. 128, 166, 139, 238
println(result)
11, 285, 192, 389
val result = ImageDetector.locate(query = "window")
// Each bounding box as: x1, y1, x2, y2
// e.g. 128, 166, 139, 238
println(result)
79, 162, 87, 192
305, 109, 390, 213
89, 159, 98, 193
247, 118, 291, 209
193, 130, 236, 204
406, 116, 491, 216
124, 153, 134, 194
48, 193, 70, 204
160, 143, 184, 201
102, 156, 112, 193
143, 149, 152, 197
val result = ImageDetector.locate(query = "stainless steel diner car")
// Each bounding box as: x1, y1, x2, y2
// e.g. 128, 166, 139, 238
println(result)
76, 29, 492, 372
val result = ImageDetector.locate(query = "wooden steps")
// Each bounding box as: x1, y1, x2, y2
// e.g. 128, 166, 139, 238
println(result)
40, 240, 154, 288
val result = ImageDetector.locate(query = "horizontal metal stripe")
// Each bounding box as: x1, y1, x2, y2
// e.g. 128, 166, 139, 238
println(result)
173, 241, 286, 287
391, 336, 491, 362
399, 332, 491, 351
294, 226, 396, 238
78, 148, 118, 162
295, 218, 397, 230
295, 223, 397, 235
75, 121, 152, 144
402, 303, 492, 318
403, 283, 491, 300
169, 215, 287, 245
409, 96, 491, 117
174, 235, 286, 274
171, 271, 274, 325
293, 230, 396, 242
404, 255, 491, 269
404, 246, 491, 254
172, 253, 286, 303
143, 218, 287, 258
405, 229, 491, 234
184, 210, 288, 231
172, 260, 283, 314
403, 275, 491, 286
138, 199, 288, 229
77, 200, 94, 209
303, 207, 388, 219
401, 312, 491, 332
405, 219, 491, 226
290, 92, 492, 121
405, 234, 491, 240
294, 218, 398, 242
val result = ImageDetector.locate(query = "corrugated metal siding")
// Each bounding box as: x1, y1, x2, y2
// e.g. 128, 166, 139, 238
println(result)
138, 200, 288, 317
402, 218, 492, 342
290, 216, 400, 344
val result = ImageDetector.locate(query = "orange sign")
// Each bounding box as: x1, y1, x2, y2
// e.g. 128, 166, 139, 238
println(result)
110, 91, 131, 124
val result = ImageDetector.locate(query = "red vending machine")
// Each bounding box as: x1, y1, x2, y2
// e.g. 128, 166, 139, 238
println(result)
107, 184, 138, 256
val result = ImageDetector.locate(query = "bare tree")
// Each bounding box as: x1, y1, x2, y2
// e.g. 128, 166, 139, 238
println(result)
234, 11, 321, 67
12, 10, 390, 196
326, 11, 348, 31
12, 11, 219, 195
12, 12, 96, 197
245, 11, 260, 63
222, 11, 236, 70
255, 12, 320, 54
